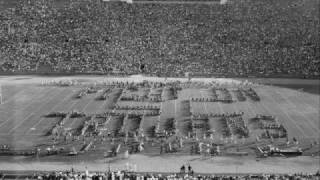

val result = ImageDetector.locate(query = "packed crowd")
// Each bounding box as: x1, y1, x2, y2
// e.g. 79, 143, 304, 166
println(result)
1, 170, 319, 180
0, 0, 319, 78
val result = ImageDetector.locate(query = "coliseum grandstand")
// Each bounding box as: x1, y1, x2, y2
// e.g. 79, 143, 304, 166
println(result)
0, 0, 319, 177
0, 0, 319, 78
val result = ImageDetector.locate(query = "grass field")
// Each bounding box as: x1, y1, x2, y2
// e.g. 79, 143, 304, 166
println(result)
0, 76, 319, 163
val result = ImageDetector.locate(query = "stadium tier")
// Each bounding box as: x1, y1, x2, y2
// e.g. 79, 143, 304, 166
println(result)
0, 0, 319, 78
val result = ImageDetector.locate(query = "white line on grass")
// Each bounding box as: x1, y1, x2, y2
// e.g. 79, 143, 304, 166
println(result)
0, 87, 56, 130
0, 86, 35, 105
266, 90, 309, 138
243, 102, 256, 117
68, 93, 98, 129
62, 97, 87, 129
96, 88, 113, 113
199, 90, 209, 114
7, 87, 60, 134
272, 90, 319, 135
26, 88, 73, 134
217, 102, 225, 114
174, 99, 178, 117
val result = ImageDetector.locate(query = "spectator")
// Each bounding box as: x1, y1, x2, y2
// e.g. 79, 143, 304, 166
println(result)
0, 0, 318, 78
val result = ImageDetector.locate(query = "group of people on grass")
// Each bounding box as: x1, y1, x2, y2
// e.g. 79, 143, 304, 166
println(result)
1, 169, 319, 180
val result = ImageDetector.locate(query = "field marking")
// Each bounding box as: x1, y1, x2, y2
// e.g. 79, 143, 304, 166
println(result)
274, 87, 319, 111
59, 97, 86, 129
0, 87, 56, 130
217, 102, 225, 114
243, 102, 256, 117
263, 91, 314, 138
0, 88, 41, 112
199, 90, 209, 114
121, 99, 136, 132
280, 93, 318, 128
81, 94, 99, 113
271, 90, 319, 135
174, 99, 178, 117
0, 110, 10, 116
97, 93, 109, 112
99, 88, 122, 113
26, 88, 73, 134
199, 90, 210, 136
67, 93, 98, 129
0, 85, 35, 105
96, 87, 114, 113
257, 100, 313, 139
7, 87, 61, 134
265, 90, 309, 138
6, 112, 35, 134
0, 86, 53, 113
228, 101, 238, 113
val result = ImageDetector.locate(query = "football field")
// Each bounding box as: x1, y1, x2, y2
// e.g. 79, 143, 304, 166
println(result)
0, 76, 319, 155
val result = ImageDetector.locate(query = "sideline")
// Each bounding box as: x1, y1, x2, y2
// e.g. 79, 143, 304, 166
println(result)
0, 155, 318, 174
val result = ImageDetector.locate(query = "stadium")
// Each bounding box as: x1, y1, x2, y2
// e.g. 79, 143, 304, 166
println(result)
0, 0, 319, 179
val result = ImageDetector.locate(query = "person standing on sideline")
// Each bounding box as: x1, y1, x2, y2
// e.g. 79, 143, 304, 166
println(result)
180, 165, 185, 174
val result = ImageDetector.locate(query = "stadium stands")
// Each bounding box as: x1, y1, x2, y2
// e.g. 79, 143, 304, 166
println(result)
0, 0, 319, 78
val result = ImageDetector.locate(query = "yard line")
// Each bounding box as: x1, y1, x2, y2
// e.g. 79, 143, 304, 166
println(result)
228, 101, 238, 113
26, 88, 73, 134
97, 95, 109, 112
0, 87, 56, 129
266, 90, 309, 138
68, 94, 97, 129
0, 85, 35, 105
96, 88, 110, 112
297, 95, 319, 112
7, 87, 61, 134
174, 99, 178, 117
0, 110, 9, 116
303, 92, 319, 107
0, 86, 53, 113
217, 102, 224, 114
199, 90, 208, 114
61, 97, 86, 126
258, 100, 312, 138
0, 132, 43, 136
271, 90, 319, 134
243, 102, 256, 117
7, 112, 35, 134
99, 88, 122, 113
82, 94, 99, 113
